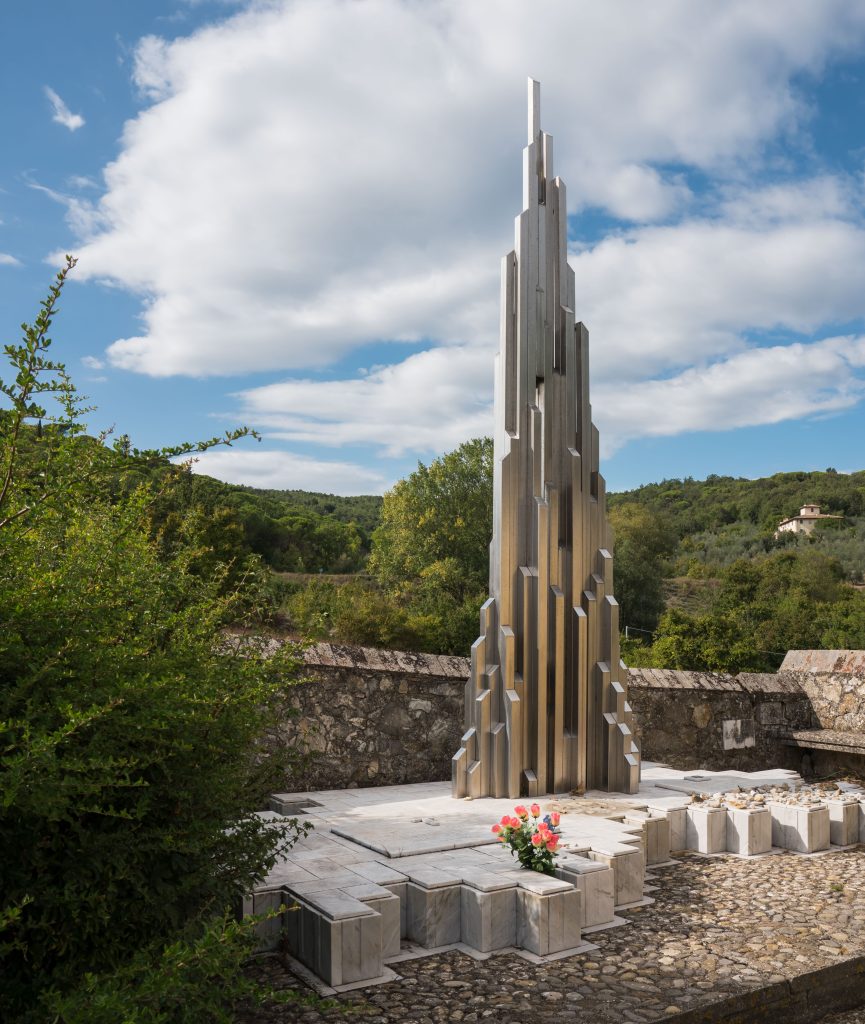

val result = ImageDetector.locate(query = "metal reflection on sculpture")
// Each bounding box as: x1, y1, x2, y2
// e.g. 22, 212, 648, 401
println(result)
452, 79, 641, 799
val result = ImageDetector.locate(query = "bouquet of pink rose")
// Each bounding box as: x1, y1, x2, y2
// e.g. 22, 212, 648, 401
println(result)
491, 804, 561, 874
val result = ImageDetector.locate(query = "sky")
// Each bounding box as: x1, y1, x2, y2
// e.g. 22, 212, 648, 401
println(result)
3, 1, 865, 496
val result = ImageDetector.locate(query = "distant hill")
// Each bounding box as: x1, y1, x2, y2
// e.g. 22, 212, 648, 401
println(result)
608, 469, 865, 583
608, 468, 865, 536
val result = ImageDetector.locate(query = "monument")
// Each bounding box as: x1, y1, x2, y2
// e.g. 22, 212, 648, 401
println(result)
452, 79, 641, 800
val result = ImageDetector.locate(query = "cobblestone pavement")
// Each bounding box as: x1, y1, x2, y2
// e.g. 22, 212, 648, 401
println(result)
237, 848, 865, 1024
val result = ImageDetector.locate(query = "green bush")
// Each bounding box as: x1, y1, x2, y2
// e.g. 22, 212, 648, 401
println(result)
0, 261, 306, 1020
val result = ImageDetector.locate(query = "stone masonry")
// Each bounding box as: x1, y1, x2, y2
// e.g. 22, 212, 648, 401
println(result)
266, 643, 818, 792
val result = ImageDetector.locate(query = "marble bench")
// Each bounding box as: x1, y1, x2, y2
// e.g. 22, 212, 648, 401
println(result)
348, 859, 410, 937
403, 864, 463, 948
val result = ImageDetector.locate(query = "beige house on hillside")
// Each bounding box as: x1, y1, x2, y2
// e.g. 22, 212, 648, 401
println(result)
776, 503, 844, 536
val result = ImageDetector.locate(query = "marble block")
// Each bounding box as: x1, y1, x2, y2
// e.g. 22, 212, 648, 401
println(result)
826, 799, 860, 846
859, 800, 865, 844
406, 881, 461, 947
342, 883, 401, 958
347, 861, 409, 937
685, 806, 726, 854
515, 885, 581, 956
586, 844, 644, 906
725, 807, 771, 856
768, 802, 830, 854
285, 891, 382, 987
460, 881, 517, 952
666, 807, 688, 853
556, 856, 615, 927
624, 812, 671, 864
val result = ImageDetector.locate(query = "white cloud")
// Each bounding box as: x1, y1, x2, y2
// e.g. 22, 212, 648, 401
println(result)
231, 183, 865, 459
235, 344, 493, 457
596, 335, 865, 455
60, 0, 865, 380
570, 206, 865, 382
185, 449, 389, 494
68, 175, 100, 191
28, 181, 103, 237
81, 355, 105, 369
44, 86, 85, 132
0, 253, 20, 266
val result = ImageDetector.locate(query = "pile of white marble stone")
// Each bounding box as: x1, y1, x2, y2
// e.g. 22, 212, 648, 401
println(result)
678, 780, 865, 856
689, 781, 862, 811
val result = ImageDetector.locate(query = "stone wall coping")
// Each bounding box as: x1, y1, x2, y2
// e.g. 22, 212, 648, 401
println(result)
735, 672, 805, 695
298, 642, 865, 690
301, 641, 470, 678
780, 649, 865, 674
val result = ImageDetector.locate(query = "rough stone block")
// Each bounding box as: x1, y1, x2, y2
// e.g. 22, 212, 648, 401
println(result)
685, 805, 727, 854
725, 807, 771, 856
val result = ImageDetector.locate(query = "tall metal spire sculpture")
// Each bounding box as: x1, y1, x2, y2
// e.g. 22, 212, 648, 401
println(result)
452, 80, 641, 799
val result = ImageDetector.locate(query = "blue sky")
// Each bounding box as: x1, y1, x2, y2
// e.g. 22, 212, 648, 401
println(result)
3, 1, 865, 495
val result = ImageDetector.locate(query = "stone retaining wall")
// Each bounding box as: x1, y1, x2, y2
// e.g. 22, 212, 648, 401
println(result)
268, 643, 466, 790
269, 643, 815, 790
628, 668, 810, 773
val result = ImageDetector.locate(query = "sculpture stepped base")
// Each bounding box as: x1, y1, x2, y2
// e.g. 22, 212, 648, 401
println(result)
248, 782, 660, 989
249, 770, 863, 989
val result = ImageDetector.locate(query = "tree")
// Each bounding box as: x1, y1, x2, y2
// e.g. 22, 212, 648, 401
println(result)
609, 502, 676, 634
367, 438, 493, 654
0, 261, 305, 1021
370, 437, 493, 597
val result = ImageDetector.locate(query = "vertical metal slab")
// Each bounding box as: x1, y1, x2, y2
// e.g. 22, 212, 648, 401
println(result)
551, 585, 566, 789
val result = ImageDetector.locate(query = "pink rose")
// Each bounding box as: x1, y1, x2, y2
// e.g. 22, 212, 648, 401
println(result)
491, 824, 502, 834
546, 836, 560, 851
509, 816, 521, 828
514, 805, 528, 820
550, 811, 561, 826
530, 803, 541, 817
500, 815, 511, 826
531, 833, 543, 846
498, 834, 507, 843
